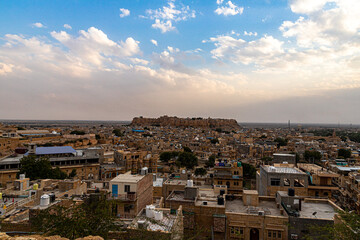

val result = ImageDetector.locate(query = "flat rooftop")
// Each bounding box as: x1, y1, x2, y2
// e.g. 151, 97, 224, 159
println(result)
226, 199, 282, 216
273, 153, 295, 157
263, 166, 304, 174
0, 154, 23, 164
164, 179, 187, 185
300, 202, 336, 220
298, 164, 338, 177
166, 191, 194, 202
110, 172, 145, 183
134, 211, 176, 232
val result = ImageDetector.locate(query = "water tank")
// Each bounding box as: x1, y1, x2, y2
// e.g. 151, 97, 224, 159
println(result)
217, 196, 224, 205
146, 205, 155, 218
137, 220, 147, 229
154, 211, 163, 220
19, 174, 25, 180
40, 194, 50, 206
187, 180, 193, 187
182, 169, 186, 174
33, 184, 39, 190
49, 193, 56, 203
0, 193, 2, 200
288, 188, 295, 196
141, 167, 148, 175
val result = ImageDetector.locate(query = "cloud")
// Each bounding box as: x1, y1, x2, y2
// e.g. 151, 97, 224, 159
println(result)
119, 8, 130, 18
129, 58, 149, 65
145, 0, 196, 33
244, 31, 257, 36
152, 19, 175, 33
215, 1, 244, 16
289, 0, 330, 14
32, 22, 45, 28
0, 62, 14, 75
280, 0, 360, 48
150, 39, 158, 46
0, 27, 254, 120
50, 27, 140, 66
63, 24, 72, 29
209, 35, 284, 65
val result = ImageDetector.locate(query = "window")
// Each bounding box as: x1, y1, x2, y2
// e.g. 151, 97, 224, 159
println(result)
283, 178, 290, 186
124, 185, 130, 192
270, 178, 280, 186
229, 226, 244, 239
267, 230, 282, 240
124, 205, 131, 213
234, 181, 239, 186
218, 181, 223, 185
294, 179, 305, 187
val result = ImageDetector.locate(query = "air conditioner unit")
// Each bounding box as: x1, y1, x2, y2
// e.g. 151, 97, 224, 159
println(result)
291, 234, 298, 239
258, 210, 265, 216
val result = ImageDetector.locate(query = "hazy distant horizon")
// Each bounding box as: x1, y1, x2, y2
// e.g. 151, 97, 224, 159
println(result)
1, 118, 359, 128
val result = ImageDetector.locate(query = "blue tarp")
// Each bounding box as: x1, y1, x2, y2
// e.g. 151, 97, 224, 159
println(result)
25, 146, 76, 156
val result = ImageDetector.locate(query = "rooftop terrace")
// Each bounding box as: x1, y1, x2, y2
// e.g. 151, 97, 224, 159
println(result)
226, 199, 282, 216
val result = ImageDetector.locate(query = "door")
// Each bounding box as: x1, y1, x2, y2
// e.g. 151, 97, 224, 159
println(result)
250, 228, 259, 240
112, 184, 118, 197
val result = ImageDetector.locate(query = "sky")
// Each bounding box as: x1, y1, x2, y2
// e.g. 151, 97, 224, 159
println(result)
0, 0, 359, 123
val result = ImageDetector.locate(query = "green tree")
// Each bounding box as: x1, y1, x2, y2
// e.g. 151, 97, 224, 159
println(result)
159, 151, 178, 163
112, 129, 123, 137
274, 137, 288, 147
242, 163, 257, 179
31, 196, 118, 240
176, 152, 198, 169
205, 154, 216, 168
304, 150, 322, 163
183, 146, 192, 153
69, 169, 77, 178
338, 149, 351, 159
194, 168, 207, 176
19, 155, 68, 180
261, 156, 273, 165
304, 210, 360, 240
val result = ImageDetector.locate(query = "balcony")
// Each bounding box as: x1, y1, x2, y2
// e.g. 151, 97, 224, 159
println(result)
111, 192, 137, 201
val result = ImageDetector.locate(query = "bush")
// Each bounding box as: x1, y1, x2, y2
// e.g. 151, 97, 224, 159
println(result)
195, 168, 207, 176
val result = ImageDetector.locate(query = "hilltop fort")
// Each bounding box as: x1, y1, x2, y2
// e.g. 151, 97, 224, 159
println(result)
131, 115, 240, 129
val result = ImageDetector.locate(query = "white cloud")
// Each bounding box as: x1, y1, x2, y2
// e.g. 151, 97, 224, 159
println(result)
209, 35, 284, 65
119, 8, 130, 18
145, 0, 196, 33
32, 22, 45, 28
215, 1, 244, 16
281, 0, 360, 48
152, 19, 175, 33
244, 31, 257, 36
129, 58, 149, 65
0, 29, 250, 120
0, 62, 14, 75
289, 0, 330, 14
64, 24, 72, 29
50, 27, 140, 66
150, 39, 158, 46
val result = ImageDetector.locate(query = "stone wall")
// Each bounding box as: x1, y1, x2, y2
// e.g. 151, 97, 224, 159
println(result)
131, 116, 240, 129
